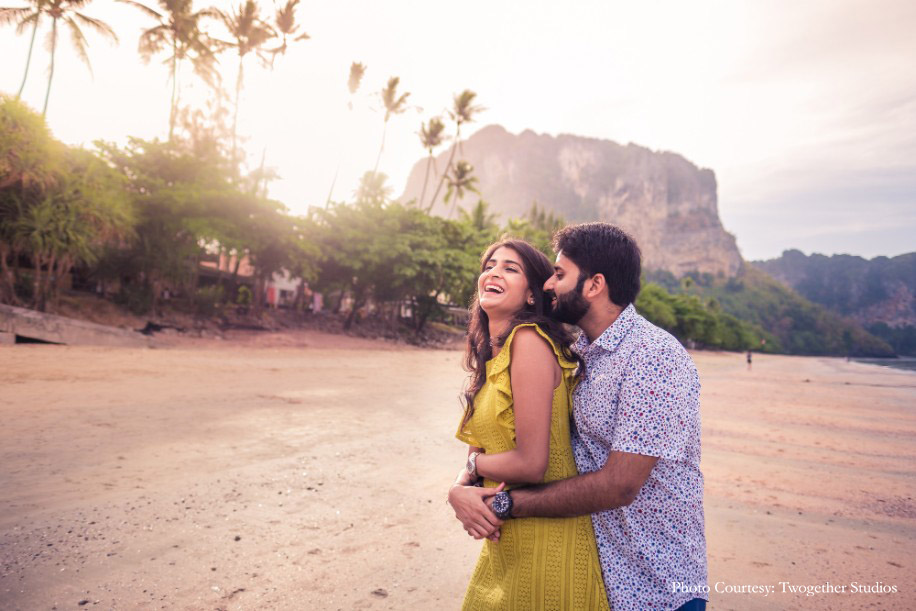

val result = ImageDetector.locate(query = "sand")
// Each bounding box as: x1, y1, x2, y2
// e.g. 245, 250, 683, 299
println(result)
1, 331, 914, 610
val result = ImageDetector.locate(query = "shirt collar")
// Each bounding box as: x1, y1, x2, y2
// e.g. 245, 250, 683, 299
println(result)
576, 303, 638, 355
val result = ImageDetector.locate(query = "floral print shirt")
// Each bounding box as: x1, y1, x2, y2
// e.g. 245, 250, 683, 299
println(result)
571, 304, 708, 610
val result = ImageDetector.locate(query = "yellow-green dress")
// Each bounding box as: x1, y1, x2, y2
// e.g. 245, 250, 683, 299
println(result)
456, 323, 610, 611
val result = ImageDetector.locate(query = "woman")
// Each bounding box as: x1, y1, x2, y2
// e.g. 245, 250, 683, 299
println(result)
449, 239, 609, 610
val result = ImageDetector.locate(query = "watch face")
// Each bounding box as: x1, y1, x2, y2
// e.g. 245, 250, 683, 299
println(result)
492, 492, 512, 519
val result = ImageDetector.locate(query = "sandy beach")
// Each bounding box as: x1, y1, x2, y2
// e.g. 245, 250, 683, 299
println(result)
1, 332, 914, 610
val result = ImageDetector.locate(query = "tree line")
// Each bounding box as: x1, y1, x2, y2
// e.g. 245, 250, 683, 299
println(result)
1, 93, 777, 350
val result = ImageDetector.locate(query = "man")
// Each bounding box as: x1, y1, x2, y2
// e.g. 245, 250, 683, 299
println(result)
449, 223, 708, 610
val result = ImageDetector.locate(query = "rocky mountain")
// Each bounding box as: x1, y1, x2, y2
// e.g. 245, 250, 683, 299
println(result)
400, 125, 743, 277
752, 250, 916, 328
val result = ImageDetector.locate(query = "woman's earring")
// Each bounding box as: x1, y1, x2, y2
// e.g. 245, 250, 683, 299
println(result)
527, 297, 534, 305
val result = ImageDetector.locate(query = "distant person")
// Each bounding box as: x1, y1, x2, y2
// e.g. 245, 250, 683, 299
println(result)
449, 223, 708, 610
449, 238, 609, 609
747, 350, 753, 370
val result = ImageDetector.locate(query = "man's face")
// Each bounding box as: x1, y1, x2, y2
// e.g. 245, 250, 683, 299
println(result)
544, 251, 590, 325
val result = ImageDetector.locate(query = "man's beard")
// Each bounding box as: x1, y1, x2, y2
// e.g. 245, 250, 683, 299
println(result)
548, 275, 590, 325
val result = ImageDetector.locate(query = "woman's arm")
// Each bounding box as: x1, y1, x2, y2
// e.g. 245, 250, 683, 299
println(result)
474, 328, 560, 485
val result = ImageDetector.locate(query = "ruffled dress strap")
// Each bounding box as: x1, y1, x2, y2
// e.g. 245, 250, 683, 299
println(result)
456, 323, 577, 448
487, 323, 578, 380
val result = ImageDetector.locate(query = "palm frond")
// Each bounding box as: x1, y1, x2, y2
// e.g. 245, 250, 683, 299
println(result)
43, 26, 55, 53
137, 24, 169, 59
274, 0, 299, 33
195, 7, 221, 20
348, 61, 366, 95
381, 76, 410, 119
420, 116, 445, 149
451, 89, 485, 124
114, 0, 163, 21
64, 16, 92, 72
71, 11, 118, 43
0, 7, 32, 27
13, 11, 40, 35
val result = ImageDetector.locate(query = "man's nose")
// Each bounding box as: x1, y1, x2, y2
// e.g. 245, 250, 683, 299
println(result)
543, 275, 556, 291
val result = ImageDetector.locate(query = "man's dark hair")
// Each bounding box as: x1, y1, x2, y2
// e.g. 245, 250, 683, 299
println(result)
552, 222, 642, 307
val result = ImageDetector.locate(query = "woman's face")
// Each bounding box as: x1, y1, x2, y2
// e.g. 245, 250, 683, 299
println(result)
477, 246, 533, 319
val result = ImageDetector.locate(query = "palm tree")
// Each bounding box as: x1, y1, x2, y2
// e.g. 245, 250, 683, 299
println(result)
347, 61, 365, 109
268, 0, 308, 64
119, 0, 220, 141
218, 0, 276, 165
443, 160, 479, 218
371, 76, 410, 177
418, 116, 445, 211
1, 0, 48, 98
459, 199, 498, 232
326, 61, 366, 204
354, 170, 391, 206
429, 89, 483, 210
32, 0, 118, 116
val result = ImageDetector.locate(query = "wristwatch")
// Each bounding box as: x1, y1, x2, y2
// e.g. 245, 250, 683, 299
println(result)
491, 490, 514, 520
466, 451, 480, 479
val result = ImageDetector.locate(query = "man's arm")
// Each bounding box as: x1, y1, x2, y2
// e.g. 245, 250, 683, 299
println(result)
502, 450, 658, 518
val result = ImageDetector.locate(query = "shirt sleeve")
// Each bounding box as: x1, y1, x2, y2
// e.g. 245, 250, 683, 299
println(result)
610, 342, 700, 461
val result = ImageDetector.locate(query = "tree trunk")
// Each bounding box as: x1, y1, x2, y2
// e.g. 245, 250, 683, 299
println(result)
419, 153, 433, 211
219, 248, 230, 292
191, 253, 201, 292
41, 17, 58, 116
17, 15, 40, 98
415, 290, 440, 335
0, 244, 19, 305
230, 253, 243, 301
293, 278, 306, 315
343, 290, 363, 330
44, 253, 56, 312
32, 255, 44, 312
150, 277, 160, 315
52, 256, 71, 312
253, 273, 266, 314
428, 125, 461, 211
232, 56, 244, 171
372, 120, 388, 177
168, 43, 178, 141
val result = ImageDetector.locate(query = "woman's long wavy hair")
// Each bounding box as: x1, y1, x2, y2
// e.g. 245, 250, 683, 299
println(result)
461, 239, 582, 427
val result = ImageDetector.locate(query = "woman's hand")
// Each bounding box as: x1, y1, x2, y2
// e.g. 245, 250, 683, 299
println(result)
448, 481, 505, 540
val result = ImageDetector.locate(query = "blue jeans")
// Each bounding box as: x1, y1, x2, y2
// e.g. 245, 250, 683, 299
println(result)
676, 599, 707, 611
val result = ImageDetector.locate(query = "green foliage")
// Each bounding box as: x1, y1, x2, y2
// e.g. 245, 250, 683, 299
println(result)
0, 95, 58, 190
636, 283, 772, 351
311, 193, 479, 330
1, 98, 133, 310
752, 250, 915, 353
497, 202, 564, 257
114, 282, 154, 315
670, 265, 894, 357
192, 284, 224, 317
236, 285, 253, 306
866, 323, 916, 356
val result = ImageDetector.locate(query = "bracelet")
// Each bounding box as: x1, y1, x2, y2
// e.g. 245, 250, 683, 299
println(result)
466, 451, 480, 478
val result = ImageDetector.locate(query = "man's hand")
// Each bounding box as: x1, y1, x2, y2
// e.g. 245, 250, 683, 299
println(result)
448, 481, 504, 541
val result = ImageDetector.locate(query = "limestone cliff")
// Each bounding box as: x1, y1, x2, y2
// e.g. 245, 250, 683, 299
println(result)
753, 250, 916, 328
400, 125, 743, 277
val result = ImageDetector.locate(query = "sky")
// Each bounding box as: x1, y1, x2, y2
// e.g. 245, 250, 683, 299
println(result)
2, 0, 914, 261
